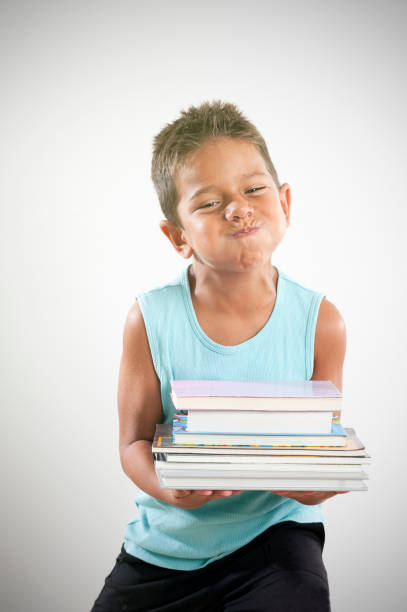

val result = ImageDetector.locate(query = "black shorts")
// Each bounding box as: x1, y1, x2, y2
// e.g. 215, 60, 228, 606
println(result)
91, 521, 330, 612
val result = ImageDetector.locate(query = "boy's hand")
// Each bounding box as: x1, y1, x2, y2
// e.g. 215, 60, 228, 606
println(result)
166, 489, 243, 509
271, 490, 349, 505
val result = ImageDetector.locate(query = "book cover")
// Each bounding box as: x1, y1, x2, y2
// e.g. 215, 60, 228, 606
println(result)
170, 380, 342, 412
171, 379, 342, 398
152, 424, 367, 456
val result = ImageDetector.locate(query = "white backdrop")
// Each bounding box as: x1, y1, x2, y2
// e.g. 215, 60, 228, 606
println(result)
1, 1, 406, 610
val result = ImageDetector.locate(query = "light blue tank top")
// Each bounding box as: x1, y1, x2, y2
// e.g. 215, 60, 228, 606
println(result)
124, 265, 326, 570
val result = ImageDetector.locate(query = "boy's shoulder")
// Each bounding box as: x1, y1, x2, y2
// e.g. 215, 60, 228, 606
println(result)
277, 268, 344, 331
277, 267, 322, 295
276, 268, 325, 308
136, 268, 186, 300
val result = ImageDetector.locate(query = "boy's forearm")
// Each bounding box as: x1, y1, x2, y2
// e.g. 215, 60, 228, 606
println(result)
120, 439, 171, 504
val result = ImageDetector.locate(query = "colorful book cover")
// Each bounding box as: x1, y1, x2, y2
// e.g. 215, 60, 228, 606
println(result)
152, 424, 367, 455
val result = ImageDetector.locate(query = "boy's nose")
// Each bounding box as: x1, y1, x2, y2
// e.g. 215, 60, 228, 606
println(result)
224, 197, 254, 222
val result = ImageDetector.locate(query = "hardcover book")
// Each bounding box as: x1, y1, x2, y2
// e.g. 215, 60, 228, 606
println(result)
170, 379, 342, 412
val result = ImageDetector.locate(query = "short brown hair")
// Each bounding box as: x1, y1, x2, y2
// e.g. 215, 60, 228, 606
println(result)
151, 100, 280, 226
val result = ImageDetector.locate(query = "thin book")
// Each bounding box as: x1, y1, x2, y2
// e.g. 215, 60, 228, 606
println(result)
157, 475, 368, 491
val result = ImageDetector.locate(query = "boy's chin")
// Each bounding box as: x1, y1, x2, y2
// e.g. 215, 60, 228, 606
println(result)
233, 248, 273, 271
193, 248, 273, 272
218, 253, 272, 272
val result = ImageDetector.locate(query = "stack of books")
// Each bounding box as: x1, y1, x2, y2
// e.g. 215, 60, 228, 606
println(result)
153, 380, 370, 492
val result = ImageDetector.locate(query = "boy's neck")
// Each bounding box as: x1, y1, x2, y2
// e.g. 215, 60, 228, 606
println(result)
188, 260, 278, 315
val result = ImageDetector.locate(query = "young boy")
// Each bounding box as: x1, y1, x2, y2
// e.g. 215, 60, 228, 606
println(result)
91, 101, 346, 612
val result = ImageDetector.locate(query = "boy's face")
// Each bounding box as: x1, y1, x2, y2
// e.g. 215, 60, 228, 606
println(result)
163, 137, 290, 272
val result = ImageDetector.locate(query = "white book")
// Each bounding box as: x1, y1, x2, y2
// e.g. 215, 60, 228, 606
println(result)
157, 469, 368, 480
157, 470, 368, 482
155, 461, 367, 473
159, 475, 368, 491
186, 410, 334, 434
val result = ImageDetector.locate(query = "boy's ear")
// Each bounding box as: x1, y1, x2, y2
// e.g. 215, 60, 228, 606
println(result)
279, 183, 291, 227
159, 220, 194, 259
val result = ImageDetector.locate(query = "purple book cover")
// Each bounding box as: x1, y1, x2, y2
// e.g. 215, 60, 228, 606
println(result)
170, 380, 342, 398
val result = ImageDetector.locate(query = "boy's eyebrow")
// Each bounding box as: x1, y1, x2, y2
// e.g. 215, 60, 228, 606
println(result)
189, 172, 268, 202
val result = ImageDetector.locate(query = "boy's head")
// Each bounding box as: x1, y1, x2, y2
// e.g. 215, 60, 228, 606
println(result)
151, 100, 281, 228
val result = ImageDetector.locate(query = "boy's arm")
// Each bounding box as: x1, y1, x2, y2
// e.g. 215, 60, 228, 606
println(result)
118, 301, 165, 502
311, 297, 346, 393
272, 297, 348, 505
118, 301, 242, 509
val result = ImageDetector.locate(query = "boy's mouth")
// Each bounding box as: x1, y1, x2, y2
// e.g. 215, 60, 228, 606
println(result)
230, 225, 260, 239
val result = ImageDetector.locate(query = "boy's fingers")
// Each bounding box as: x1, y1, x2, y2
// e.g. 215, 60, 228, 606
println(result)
175, 489, 244, 500
211, 490, 243, 498
173, 489, 192, 497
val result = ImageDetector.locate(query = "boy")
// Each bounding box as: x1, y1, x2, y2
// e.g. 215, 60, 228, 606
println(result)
91, 101, 346, 611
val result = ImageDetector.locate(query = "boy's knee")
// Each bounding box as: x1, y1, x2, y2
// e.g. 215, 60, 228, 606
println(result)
274, 569, 330, 612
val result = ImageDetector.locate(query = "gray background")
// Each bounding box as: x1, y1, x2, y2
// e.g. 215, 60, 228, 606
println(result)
1, 1, 406, 610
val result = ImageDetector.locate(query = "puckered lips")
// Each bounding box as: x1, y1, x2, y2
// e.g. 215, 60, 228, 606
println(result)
229, 224, 261, 239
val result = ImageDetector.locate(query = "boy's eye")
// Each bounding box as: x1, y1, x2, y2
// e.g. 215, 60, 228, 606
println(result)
246, 186, 265, 194
198, 201, 219, 209
197, 187, 265, 210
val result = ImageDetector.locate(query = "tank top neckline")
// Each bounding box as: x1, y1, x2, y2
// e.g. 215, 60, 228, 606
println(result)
180, 264, 284, 355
